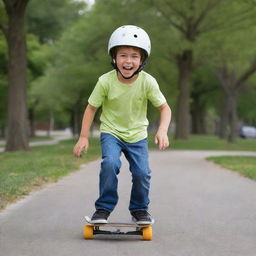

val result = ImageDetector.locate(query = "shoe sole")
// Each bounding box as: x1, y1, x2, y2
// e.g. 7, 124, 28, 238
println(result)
90, 219, 108, 224
85, 216, 108, 224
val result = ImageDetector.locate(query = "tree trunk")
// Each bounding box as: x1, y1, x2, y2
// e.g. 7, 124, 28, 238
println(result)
227, 92, 238, 143
174, 50, 193, 140
71, 102, 82, 138
218, 98, 229, 139
191, 101, 207, 134
28, 108, 36, 137
216, 66, 240, 143
0, 125, 5, 138
47, 111, 54, 137
4, 1, 30, 151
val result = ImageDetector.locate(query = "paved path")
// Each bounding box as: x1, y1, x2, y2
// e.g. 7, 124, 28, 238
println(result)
1, 150, 256, 256
0, 130, 73, 152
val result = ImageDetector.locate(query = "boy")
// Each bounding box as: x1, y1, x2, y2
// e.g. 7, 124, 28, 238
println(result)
73, 25, 171, 224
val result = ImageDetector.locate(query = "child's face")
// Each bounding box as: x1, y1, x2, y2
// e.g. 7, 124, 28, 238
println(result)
115, 46, 142, 79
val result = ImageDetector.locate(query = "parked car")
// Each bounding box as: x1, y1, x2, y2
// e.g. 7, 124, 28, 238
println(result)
239, 126, 256, 139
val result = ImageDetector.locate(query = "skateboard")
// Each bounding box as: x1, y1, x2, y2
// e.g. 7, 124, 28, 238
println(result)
84, 216, 153, 240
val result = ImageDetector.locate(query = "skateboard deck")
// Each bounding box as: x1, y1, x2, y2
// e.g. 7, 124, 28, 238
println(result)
83, 216, 153, 240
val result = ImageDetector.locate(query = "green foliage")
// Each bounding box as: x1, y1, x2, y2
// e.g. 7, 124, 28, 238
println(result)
0, 1, 8, 25
238, 82, 256, 125
197, 1, 256, 72
26, 0, 86, 42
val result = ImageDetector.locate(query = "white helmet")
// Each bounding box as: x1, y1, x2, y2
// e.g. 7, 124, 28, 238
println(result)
108, 25, 151, 56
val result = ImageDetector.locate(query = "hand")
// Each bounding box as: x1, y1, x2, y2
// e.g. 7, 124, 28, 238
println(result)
73, 137, 89, 158
154, 130, 169, 151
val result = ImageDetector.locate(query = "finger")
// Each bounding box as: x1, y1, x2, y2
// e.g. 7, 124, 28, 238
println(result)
162, 141, 169, 150
74, 146, 83, 158
73, 146, 79, 157
154, 136, 158, 145
78, 146, 85, 157
159, 139, 164, 150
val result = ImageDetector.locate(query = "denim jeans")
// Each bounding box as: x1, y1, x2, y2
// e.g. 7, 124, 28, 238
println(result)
95, 133, 151, 212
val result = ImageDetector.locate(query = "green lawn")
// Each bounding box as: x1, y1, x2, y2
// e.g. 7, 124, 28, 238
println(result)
0, 134, 255, 210
207, 156, 256, 180
0, 138, 101, 210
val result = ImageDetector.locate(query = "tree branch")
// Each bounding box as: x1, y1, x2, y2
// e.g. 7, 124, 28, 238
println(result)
162, 0, 187, 20
151, 0, 186, 34
236, 57, 256, 89
199, 5, 254, 35
194, 0, 223, 29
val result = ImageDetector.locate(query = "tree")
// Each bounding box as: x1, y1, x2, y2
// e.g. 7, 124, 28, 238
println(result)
190, 66, 219, 134
0, 34, 8, 137
150, 0, 256, 140
216, 57, 256, 142
0, 0, 30, 151
238, 81, 256, 126
149, 0, 228, 140
207, 3, 256, 142
27, 34, 52, 136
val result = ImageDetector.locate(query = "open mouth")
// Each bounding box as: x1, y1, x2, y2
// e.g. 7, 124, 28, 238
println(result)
123, 66, 133, 71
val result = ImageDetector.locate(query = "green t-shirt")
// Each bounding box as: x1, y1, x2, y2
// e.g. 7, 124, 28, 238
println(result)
88, 70, 166, 143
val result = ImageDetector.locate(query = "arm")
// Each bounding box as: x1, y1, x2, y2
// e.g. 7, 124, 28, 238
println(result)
73, 104, 98, 157
155, 103, 172, 150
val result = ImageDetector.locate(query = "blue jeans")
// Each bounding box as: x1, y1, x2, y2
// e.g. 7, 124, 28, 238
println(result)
95, 133, 151, 212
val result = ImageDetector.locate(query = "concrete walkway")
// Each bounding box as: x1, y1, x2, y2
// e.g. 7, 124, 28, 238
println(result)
0, 130, 73, 152
0, 150, 256, 256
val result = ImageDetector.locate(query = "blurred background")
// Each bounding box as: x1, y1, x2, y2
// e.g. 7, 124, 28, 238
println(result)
1, 0, 256, 152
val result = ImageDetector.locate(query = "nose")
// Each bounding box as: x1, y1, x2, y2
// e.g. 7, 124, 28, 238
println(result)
125, 55, 132, 63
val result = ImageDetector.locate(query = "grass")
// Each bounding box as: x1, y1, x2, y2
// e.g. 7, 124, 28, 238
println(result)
0, 136, 53, 142
29, 136, 53, 142
0, 134, 255, 210
207, 156, 256, 180
148, 134, 256, 151
0, 138, 101, 210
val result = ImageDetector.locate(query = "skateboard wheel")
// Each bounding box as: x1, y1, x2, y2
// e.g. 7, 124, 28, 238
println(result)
84, 225, 93, 239
142, 226, 152, 241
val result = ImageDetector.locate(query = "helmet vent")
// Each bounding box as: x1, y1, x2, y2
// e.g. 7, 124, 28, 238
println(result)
134, 34, 138, 38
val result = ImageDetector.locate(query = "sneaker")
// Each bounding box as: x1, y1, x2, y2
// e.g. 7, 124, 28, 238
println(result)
131, 210, 154, 225
90, 209, 110, 224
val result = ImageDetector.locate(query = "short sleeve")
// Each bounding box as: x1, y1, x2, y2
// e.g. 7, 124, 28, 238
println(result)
147, 78, 166, 107
88, 79, 106, 108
